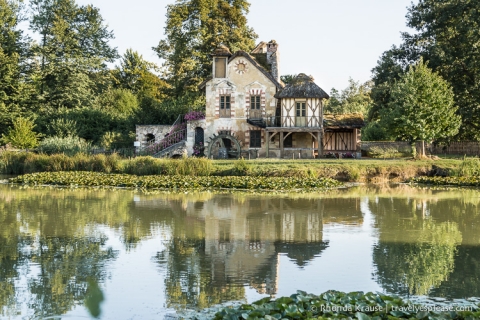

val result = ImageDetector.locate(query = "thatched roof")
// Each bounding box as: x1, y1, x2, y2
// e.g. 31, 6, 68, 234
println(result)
275, 74, 329, 99
323, 113, 365, 128
211, 44, 232, 57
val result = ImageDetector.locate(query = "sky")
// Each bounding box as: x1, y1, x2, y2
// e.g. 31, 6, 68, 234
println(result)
72, 0, 416, 92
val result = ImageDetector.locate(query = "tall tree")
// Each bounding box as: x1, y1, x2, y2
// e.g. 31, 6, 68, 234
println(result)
374, 0, 480, 139
382, 59, 461, 156
29, 0, 117, 109
154, 0, 257, 97
405, 0, 480, 140
0, 0, 30, 135
112, 49, 168, 101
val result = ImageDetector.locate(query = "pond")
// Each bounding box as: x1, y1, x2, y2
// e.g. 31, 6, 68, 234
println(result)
0, 184, 479, 319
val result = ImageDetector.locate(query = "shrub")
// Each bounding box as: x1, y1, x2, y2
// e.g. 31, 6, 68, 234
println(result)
232, 158, 251, 176
46, 118, 78, 138
1, 117, 42, 149
455, 156, 480, 177
38, 136, 92, 156
369, 146, 399, 159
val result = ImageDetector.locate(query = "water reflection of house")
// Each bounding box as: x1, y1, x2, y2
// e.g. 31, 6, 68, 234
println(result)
134, 195, 363, 296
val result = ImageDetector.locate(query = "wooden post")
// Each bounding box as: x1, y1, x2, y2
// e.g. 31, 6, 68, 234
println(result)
266, 131, 269, 158
317, 131, 322, 159
280, 132, 284, 159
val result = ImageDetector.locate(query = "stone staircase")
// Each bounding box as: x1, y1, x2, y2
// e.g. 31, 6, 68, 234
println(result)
141, 115, 187, 157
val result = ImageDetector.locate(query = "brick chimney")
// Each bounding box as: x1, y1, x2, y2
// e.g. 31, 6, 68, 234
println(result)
266, 40, 280, 83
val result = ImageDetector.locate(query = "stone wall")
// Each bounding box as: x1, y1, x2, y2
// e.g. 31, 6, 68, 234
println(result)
135, 125, 171, 149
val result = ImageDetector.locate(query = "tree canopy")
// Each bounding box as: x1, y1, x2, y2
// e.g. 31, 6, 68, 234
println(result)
325, 78, 373, 115
381, 59, 461, 154
371, 0, 480, 140
154, 0, 258, 97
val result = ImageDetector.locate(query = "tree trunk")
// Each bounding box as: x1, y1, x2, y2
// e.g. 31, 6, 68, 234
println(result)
422, 140, 425, 157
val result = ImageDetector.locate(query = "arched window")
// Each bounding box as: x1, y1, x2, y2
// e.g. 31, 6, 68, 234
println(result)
195, 127, 204, 145
145, 133, 155, 143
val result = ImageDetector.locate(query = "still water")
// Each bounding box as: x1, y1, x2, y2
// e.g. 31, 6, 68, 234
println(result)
0, 184, 480, 319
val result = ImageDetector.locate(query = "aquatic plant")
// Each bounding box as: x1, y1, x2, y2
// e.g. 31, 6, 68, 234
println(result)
410, 176, 480, 187
8, 171, 342, 191
214, 290, 480, 320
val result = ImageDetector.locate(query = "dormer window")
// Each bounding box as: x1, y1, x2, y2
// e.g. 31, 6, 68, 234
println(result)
215, 58, 227, 78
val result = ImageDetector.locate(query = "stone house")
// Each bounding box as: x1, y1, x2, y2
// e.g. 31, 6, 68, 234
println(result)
136, 40, 363, 158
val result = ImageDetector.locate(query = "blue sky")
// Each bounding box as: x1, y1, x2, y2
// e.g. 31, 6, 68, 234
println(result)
74, 0, 416, 92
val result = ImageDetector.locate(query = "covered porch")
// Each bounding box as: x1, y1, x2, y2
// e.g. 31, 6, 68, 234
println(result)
265, 127, 323, 159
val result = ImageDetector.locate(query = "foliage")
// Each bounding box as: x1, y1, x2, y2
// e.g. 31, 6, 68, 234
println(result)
214, 290, 480, 320
192, 142, 204, 157
368, 48, 408, 122
9, 171, 343, 191
232, 157, 251, 175
99, 131, 123, 150
0, 0, 32, 136
324, 152, 337, 159
455, 157, 480, 177
154, 0, 257, 96
38, 136, 92, 156
135, 93, 205, 126
280, 74, 297, 85
381, 59, 461, 154
46, 118, 78, 138
2, 152, 466, 182
325, 79, 373, 115
112, 49, 168, 100
369, 146, 401, 159
403, 0, 480, 140
371, 0, 480, 140
99, 88, 139, 116
361, 121, 393, 141
184, 111, 205, 121
29, 0, 117, 109
341, 152, 355, 159
1, 117, 42, 148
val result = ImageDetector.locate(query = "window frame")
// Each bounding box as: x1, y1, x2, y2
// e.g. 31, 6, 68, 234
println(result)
219, 94, 231, 118
250, 130, 262, 148
214, 57, 227, 78
295, 101, 307, 126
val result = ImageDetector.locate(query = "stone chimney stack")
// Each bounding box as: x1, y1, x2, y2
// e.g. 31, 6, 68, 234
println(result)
266, 40, 280, 83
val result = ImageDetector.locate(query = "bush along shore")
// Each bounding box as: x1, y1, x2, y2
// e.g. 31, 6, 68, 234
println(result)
0, 151, 470, 182
6, 171, 342, 192
212, 291, 480, 320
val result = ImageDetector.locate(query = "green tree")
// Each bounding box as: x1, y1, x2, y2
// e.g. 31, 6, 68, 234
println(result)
29, 0, 117, 109
383, 59, 461, 156
404, 0, 480, 140
154, 0, 257, 97
0, 0, 32, 135
368, 48, 409, 122
325, 78, 373, 115
1, 117, 42, 148
113, 49, 168, 101
373, 0, 480, 140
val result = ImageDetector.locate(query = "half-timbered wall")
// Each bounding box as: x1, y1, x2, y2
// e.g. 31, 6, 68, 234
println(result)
281, 98, 322, 127
323, 131, 357, 151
